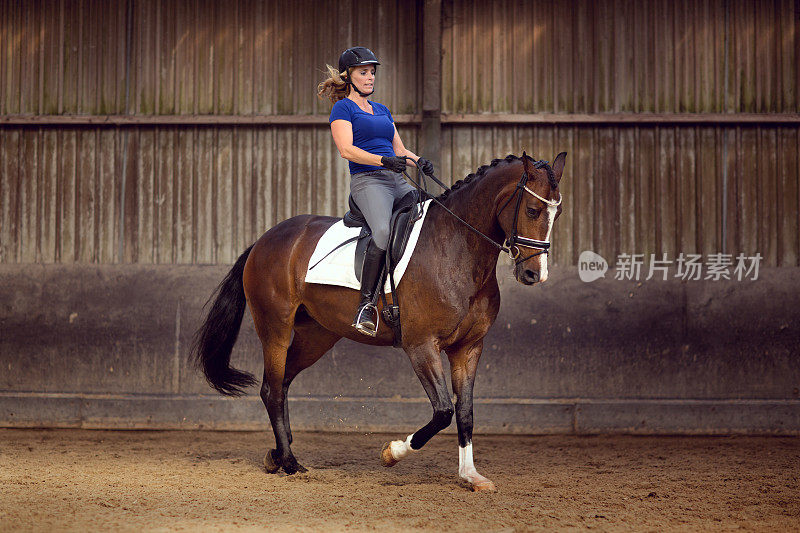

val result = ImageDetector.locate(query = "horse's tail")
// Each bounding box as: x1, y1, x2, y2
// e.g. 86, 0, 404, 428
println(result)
191, 244, 258, 396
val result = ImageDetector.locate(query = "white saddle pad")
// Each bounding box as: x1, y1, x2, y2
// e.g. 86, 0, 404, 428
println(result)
304, 199, 432, 292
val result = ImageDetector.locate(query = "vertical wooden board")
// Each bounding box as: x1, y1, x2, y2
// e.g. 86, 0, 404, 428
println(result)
235, 0, 254, 115
397, 0, 419, 114
312, 128, 329, 217
215, 128, 234, 263
213, 0, 234, 115
253, 128, 274, 230
779, 0, 796, 112
276, 128, 294, 221
3, 1, 21, 114
81, 0, 99, 114
613, 0, 634, 111
573, 127, 594, 256
174, 0, 193, 114
492, 126, 515, 161
59, 2, 78, 113
696, 0, 717, 112
594, 0, 613, 112
636, 0, 655, 112
777, 127, 798, 265
97, 128, 117, 264
195, 128, 214, 263
175, 128, 194, 263
451, 127, 473, 185
97, 0, 118, 113
737, 0, 756, 112
37, 2, 60, 114
656, 127, 678, 257
0, 131, 20, 262
676, 127, 698, 254
552, 0, 574, 112
572, 0, 592, 112
295, 128, 314, 217
636, 128, 656, 258
739, 127, 759, 256
195, 2, 214, 114
758, 127, 778, 264
58, 131, 75, 263
155, 0, 176, 114
442, 0, 454, 113
235, 129, 253, 251
547, 126, 571, 265
596, 126, 618, 261
653, 0, 674, 112
755, 0, 774, 112
473, 0, 490, 112
153, 128, 174, 264
40, 129, 58, 262
616, 127, 637, 259
273, 1, 293, 114
18, 2, 38, 114
135, 129, 155, 263
440, 126, 454, 186
18, 130, 39, 262
74, 129, 95, 262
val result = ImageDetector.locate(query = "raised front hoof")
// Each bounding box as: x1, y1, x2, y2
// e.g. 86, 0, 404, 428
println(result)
264, 449, 308, 475
380, 442, 398, 467
469, 480, 497, 492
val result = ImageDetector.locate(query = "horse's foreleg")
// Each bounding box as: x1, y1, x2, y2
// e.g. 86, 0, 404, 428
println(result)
381, 342, 454, 467
447, 340, 495, 491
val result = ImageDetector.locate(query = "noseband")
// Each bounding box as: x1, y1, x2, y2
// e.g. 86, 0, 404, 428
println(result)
497, 159, 562, 265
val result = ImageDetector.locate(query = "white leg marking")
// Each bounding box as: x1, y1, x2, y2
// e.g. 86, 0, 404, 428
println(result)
389, 434, 417, 462
458, 442, 493, 489
539, 204, 558, 283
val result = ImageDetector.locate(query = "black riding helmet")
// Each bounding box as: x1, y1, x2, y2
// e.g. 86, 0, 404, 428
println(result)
338, 46, 380, 97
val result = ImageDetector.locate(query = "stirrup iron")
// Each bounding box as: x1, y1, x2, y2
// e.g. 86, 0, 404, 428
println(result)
353, 302, 379, 337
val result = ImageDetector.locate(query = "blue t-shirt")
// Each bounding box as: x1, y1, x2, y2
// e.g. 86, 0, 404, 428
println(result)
329, 98, 396, 174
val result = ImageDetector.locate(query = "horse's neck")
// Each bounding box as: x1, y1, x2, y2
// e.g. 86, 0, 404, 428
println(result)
430, 172, 509, 282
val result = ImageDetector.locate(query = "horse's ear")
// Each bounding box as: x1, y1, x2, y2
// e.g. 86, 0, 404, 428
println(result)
552, 152, 567, 183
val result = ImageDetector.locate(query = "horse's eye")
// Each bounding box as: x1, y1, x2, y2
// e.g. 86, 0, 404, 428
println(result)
526, 207, 541, 219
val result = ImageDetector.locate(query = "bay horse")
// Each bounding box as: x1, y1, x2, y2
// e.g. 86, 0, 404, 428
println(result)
192, 152, 567, 491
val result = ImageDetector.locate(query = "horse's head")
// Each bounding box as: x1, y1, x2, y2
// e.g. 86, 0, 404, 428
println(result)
497, 152, 567, 285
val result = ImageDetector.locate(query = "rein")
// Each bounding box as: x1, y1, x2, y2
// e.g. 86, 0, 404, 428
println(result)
401, 154, 560, 265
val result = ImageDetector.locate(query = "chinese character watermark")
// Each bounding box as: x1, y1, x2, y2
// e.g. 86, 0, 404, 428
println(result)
578, 251, 762, 282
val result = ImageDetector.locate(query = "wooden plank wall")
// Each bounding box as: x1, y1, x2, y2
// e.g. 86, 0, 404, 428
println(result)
1, 0, 798, 266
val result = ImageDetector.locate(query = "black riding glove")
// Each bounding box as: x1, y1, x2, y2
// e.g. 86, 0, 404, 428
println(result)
381, 156, 407, 173
417, 157, 435, 176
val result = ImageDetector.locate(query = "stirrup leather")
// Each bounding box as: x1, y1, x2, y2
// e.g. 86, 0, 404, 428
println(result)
352, 302, 379, 337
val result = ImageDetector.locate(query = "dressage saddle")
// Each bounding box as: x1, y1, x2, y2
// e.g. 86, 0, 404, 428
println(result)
342, 190, 425, 346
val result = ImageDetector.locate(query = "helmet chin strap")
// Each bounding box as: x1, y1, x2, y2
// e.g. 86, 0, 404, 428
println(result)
347, 80, 373, 97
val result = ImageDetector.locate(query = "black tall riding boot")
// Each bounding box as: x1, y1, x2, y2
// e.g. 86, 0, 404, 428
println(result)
352, 239, 385, 336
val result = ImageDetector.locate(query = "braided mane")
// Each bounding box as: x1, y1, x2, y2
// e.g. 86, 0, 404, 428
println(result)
436, 153, 558, 201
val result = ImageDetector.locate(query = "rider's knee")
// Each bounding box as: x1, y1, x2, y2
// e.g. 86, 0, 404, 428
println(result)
371, 224, 390, 250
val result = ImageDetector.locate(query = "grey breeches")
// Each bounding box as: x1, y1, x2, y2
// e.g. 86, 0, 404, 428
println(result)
350, 169, 415, 250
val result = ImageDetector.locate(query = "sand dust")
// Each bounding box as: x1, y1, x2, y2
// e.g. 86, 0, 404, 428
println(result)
0, 429, 798, 532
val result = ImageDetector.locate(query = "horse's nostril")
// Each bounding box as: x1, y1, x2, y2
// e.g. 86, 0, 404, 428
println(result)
524, 269, 539, 283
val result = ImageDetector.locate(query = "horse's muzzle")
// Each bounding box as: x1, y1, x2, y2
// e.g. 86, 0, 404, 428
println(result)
518, 268, 540, 285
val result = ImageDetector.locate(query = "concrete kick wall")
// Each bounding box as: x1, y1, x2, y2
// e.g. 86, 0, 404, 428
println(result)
0, 263, 798, 434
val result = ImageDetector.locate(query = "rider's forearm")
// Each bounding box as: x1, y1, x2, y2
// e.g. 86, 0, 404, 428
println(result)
338, 145, 385, 167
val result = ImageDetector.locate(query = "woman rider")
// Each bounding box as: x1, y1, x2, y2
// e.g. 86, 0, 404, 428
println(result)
318, 46, 435, 337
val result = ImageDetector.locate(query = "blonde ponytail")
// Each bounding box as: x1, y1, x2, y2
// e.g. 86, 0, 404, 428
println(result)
317, 64, 350, 103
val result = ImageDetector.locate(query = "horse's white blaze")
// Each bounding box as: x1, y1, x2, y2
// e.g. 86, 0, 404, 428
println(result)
539, 204, 558, 283
389, 434, 416, 461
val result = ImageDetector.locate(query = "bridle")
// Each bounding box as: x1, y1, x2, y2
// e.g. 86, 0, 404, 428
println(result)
496, 157, 562, 265
402, 153, 561, 266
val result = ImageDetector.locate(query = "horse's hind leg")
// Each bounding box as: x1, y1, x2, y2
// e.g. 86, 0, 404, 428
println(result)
261, 318, 340, 474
